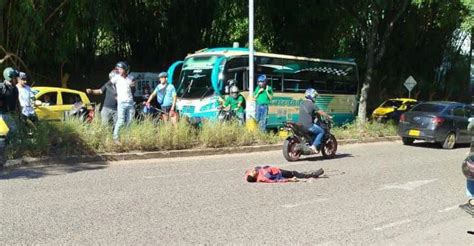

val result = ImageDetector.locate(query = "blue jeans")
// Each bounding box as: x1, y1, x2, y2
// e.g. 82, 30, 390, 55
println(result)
467, 180, 474, 198
256, 104, 268, 130
307, 124, 325, 148
113, 101, 135, 140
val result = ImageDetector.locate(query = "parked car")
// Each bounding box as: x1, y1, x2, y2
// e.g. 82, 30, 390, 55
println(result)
32, 87, 94, 121
398, 101, 473, 149
372, 98, 418, 123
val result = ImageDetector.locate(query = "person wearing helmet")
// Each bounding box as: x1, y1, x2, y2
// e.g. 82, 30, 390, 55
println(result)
16, 72, 38, 129
459, 121, 474, 216
109, 61, 135, 144
298, 88, 332, 153
0, 67, 20, 136
145, 71, 177, 123
223, 85, 245, 125
253, 74, 273, 130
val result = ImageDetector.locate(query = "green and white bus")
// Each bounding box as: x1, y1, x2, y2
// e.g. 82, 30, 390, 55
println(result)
166, 47, 359, 128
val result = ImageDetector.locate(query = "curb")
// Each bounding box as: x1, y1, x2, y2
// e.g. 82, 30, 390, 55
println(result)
3, 136, 400, 169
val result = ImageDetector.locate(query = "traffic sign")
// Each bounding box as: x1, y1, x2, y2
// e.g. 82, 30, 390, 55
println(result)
404, 76, 417, 98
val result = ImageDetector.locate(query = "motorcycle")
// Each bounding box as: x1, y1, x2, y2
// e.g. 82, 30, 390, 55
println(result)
282, 117, 338, 161
66, 102, 95, 123
135, 103, 164, 121
217, 106, 238, 123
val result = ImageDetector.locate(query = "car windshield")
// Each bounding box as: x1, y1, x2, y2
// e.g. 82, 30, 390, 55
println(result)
411, 103, 446, 113
380, 100, 402, 108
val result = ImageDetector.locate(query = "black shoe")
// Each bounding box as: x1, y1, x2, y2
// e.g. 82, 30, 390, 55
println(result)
311, 168, 324, 178
459, 202, 474, 216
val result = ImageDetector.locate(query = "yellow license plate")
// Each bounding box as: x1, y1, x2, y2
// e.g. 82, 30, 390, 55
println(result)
409, 130, 420, 136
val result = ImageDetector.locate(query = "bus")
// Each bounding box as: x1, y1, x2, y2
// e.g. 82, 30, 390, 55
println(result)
166, 47, 359, 128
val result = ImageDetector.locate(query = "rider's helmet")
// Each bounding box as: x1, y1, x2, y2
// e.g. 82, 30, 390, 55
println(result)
230, 85, 239, 99
305, 88, 319, 102
158, 72, 168, 78
462, 154, 474, 181
257, 74, 267, 87
227, 79, 237, 87
3, 67, 19, 82
115, 61, 130, 74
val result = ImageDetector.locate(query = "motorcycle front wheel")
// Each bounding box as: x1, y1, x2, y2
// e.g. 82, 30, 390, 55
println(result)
321, 134, 337, 158
283, 137, 301, 162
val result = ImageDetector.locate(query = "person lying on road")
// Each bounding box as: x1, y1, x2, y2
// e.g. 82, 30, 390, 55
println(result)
245, 166, 324, 183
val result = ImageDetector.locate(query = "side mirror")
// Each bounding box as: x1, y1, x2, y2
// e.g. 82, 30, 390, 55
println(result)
34, 100, 43, 107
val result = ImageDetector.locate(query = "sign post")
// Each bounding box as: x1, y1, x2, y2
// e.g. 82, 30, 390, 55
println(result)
404, 76, 417, 98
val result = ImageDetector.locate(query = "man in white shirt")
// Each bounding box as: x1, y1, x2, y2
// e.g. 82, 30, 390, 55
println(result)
109, 61, 135, 143
16, 72, 38, 128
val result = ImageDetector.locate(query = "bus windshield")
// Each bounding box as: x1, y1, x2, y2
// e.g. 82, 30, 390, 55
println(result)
177, 55, 221, 99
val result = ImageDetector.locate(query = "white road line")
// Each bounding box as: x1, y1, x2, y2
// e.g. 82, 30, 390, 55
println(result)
200, 169, 236, 174
281, 198, 329, 208
379, 179, 438, 191
438, 205, 459, 213
373, 219, 411, 231
144, 173, 192, 179
144, 168, 238, 179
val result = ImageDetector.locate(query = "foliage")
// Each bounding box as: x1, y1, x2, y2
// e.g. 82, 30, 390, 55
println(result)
0, 0, 471, 124
6, 117, 398, 159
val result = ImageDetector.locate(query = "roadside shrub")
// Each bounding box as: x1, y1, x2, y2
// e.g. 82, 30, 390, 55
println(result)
5, 117, 397, 159
332, 121, 398, 140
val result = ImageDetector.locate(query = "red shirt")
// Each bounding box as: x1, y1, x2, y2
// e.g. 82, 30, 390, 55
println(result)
255, 166, 287, 183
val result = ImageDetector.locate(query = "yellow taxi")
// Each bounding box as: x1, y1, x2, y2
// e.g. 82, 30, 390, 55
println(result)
372, 98, 418, 123
0, 87, 93, 140
32, 87, 93, 121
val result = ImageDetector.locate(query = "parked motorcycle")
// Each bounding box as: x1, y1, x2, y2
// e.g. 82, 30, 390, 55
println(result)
135, 103, 164, 121
282, 118, 338, 161
66, 103, 95, 123
217, 106, 238, 123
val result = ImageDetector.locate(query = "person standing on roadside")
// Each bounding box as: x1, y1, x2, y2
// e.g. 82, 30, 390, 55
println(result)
110, 61, 135, 144
16, 72, 38, 130
145, 72, 177, 124
253, 74, 273, 131
86, 80, 118, 126
1, 67, 20, 136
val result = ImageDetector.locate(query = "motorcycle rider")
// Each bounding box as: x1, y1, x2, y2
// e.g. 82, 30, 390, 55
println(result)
298, 88, 332, 153
222, 85, 245, 125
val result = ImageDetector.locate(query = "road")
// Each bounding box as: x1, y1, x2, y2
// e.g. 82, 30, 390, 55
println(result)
1, 141, 473, 244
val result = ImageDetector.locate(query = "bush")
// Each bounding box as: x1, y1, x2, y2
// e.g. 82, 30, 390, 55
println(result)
331, 121, 398, 140
5, 117, 397, 159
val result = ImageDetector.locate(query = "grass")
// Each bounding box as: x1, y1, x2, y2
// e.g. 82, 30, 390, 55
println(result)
5, 117, 398, 159
331, 121, 398, 140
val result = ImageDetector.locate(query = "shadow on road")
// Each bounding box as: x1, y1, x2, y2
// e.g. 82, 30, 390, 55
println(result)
0, 161, 108, 180
407, 142, 470, 149
302, 153, 353, 162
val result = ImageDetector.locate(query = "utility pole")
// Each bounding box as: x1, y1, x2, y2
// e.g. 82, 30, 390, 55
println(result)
247, 0, 256, 119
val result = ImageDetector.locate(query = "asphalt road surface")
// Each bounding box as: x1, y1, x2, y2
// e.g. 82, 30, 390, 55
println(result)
1, 141, 473, 244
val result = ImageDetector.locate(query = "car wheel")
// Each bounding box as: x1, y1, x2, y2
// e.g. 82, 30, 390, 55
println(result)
441, 132, 456, 149
402, 137, 414, 145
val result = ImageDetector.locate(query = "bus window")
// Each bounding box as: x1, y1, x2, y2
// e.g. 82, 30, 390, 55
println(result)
283, 79, 313, 92
268, 75, 282, 91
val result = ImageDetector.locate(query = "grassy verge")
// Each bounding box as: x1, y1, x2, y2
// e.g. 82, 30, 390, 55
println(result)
5, 118, 397, 159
